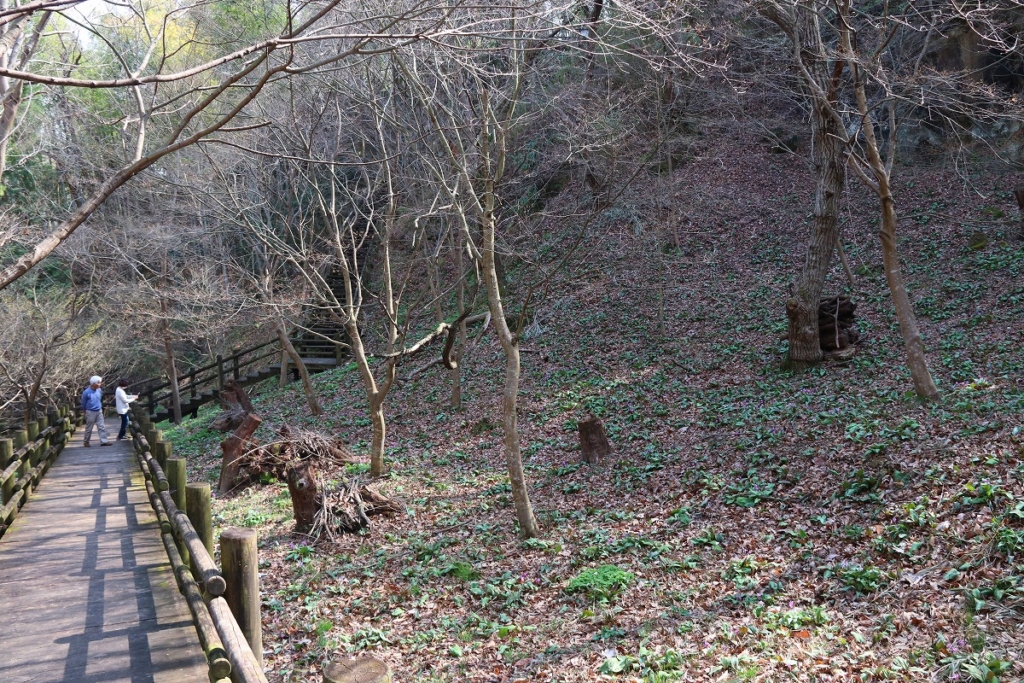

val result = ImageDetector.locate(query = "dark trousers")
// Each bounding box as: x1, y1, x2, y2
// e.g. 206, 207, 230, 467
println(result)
118, 412, 129, 440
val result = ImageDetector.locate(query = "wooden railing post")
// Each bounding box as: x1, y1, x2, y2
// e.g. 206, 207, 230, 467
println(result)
221, 527, 262, 667
166, 457, 190, 567
188, 370, 197, 400
231, 348, 240, 380
0, 438, 11, 469
186, 483, 214, 555
0, 439, 13, 505
153, 438, 171, 471
26, 422, 38, 441
216, 354, 224, 390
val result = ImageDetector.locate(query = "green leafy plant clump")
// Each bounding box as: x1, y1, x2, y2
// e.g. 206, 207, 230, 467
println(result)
825, 562, 887, 594
566, 564, 635, 601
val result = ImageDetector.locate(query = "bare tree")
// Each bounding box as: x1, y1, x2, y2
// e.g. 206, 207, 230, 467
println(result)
0, 0, 469, 290
0, 281, 125, 426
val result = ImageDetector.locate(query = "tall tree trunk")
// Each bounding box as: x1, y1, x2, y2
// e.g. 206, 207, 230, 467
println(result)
838, 7, 939, 401
763, 2, 847, 366
276, 320, 321, 416
787, 102, 845, 364
21, 387, 33, 429
878, 189, 939, 400
0, 12, 51, 183
482, 211, 540, 539
452, 230, 466, 409
160, 299, 182, 424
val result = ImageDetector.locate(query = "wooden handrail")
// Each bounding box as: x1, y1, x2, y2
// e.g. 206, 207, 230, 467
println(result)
127, 337, 281, 394
0, 407, 76, 535
128, 408, 268, 683
131, 327, 350, 422
144, 347, 281, 408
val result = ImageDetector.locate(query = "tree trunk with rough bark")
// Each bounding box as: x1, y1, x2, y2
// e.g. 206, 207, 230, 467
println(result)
768, 3, 847, 367
787, 103, 845, 365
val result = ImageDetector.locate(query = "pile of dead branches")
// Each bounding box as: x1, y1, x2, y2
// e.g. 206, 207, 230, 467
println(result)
309, 477, 404, 539
239, 424, 359, 482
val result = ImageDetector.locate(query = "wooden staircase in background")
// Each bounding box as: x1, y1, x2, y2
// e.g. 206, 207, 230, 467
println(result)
133, 270, 352, 424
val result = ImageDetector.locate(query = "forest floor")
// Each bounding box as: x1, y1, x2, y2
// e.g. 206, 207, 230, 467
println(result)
165, 122, 1024, 683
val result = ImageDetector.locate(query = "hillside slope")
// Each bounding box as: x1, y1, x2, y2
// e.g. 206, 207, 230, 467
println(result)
165, 125, 1024, 683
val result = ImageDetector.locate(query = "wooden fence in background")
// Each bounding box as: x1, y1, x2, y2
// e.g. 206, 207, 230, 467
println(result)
0, 407, 76, 539
126, 333, 344, 424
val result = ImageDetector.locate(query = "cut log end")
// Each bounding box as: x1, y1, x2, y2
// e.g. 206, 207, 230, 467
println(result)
324, 656, 393, 683
578, 416, 611, 465
287, 460, 319, 533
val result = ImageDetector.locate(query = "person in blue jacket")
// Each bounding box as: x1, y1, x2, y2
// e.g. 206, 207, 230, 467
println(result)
81, 376, 111, 447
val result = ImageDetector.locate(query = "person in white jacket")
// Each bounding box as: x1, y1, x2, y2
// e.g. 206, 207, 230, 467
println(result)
115, 380, 138, 440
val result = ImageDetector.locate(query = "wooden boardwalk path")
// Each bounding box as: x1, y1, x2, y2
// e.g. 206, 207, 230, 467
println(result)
0, 431, 208, 682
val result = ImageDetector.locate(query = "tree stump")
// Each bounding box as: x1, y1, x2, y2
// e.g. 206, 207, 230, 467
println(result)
286, 460, 319, 533
818, 295, 859, 352
579, 416, 611, 464
218, 414, 262, 494
324, 656, 393, 683
211, 379, 254, 432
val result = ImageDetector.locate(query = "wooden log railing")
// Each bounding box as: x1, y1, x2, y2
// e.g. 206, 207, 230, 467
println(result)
125, 333, 343, 423
0, 406, 77, 539
126, 338, 281, 417
128, 405, 268, 683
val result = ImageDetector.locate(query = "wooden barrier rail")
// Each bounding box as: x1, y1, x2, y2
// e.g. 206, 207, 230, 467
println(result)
128, 406, 268, 683
0, 407, 76, 538
129, 339, 280, 415
125, 332, 344, 424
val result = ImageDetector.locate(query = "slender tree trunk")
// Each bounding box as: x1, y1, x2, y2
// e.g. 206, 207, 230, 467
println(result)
21, 387, 33, 429
276, 320, 321, 416
369, 393, 386, 477
838, 7, 939, 401
452, 230, 466, 409
160, 299, 182, 424
482, 212, 540, 539
787, 104, 845, 365
877, 188, 939, 400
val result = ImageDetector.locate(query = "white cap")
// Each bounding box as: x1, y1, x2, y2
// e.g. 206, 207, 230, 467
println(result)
90, 375, 102, 385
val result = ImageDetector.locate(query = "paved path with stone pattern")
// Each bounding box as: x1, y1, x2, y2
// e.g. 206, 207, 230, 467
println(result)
0, 429, 208, 682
